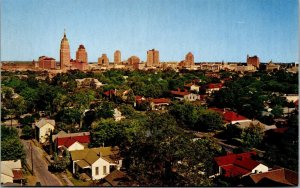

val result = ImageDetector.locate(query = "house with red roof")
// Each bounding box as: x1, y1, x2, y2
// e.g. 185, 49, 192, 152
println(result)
245, 167, 298, 186
170, 88, 200, 102
209, 108, 251, 124
214, 152, 268, 178
203, 83, 223, 96
149, 98, 171, 110
53, 131, 90, 152
103, 90, 116, 97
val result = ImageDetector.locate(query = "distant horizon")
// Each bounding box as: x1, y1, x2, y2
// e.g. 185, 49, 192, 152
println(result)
1, 0, 299, 63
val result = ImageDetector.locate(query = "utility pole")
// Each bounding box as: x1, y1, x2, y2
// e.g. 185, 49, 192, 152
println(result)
30, 142, 34, 175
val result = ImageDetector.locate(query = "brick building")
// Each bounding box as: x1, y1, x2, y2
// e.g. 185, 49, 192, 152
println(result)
38, 56, 56, 69
114, 50, 121, 65
60, 31, 71, 70
128, 56, 140, 69
98, 54, 109, 66
76, 44, 88, 64
146, 49, 160, 67
247, 55, 260, 68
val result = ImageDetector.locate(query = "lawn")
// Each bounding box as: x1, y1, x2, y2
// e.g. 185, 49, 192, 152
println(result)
65, 169, 91, 186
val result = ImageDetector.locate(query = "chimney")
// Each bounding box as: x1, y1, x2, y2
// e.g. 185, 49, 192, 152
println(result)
177, 88, 180, 92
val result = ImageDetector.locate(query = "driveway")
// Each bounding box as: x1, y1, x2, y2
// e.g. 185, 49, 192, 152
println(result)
22, 140, 63, 186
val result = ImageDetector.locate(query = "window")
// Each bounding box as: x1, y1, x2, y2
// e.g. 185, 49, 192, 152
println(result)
95, 167, 99, 175
103, 166, 107, 175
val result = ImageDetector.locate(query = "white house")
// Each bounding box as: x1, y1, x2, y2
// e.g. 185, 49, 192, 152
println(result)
234, 120, 277, 132
214, 151, 269, 178
113, 108, 125, 121
35, 118, 55, 144
1, 160, 24, 185
184, 83, 200, 92
183, 93, 200, 102
70, 147, 122, 180
53, 131, 90, 153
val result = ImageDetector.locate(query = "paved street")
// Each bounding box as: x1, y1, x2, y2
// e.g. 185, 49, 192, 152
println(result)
22, 140, 63, 186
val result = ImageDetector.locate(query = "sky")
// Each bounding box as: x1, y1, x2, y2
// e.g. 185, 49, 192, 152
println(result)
1, 0, 299, 63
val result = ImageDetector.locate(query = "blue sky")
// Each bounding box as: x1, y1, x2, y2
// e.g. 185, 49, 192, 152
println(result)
1, 0, 298, 62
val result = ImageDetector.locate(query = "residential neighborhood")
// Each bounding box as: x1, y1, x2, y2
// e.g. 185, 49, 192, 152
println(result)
1, 65, 298, 186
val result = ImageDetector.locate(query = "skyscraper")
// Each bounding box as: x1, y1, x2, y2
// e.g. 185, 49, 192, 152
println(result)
76, 44, 88, 63
60, 31, 71, 70
114, 50, 121, 64
185, 52, 194, 67
146, 49, 160, 67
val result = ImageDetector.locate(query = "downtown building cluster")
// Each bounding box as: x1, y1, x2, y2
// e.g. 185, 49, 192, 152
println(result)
2, 31, 298, 74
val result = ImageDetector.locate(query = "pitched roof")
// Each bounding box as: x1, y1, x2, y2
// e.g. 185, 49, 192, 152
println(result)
214, 152, 260, 177
150, 98, 171, 104
12, 170, 24, 180
170, 89, 190, 96
57, 135, 90, 148
104, 90, 116, 97
70, 147, 120, 166
104, 170, 131, 186
207, 83, 223, 89
209, 108, 249, 122
249, 168, 298, 186
36, 118, 55, 128
1, 160, 22, 178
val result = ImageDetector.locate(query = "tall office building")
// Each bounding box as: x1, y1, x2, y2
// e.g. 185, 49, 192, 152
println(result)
185, 52, 194, 67
114, 50, 121, 64
146, 49, 160, 67
60, 31, 71, 70
76, 44, 88, 63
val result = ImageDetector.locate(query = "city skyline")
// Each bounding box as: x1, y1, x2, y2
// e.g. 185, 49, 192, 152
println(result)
1, 0, 299, 63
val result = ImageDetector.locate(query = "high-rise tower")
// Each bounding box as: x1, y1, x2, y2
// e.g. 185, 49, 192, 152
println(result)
114, 50, 121, 64
146, 49, 160, 67
60, 30, 71, 70
76, 44, 88, 63
185, 52, 194, 67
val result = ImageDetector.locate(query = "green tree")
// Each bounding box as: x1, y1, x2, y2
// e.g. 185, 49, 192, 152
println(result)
72, 89, 95, 128
271, 105, 283, 118
241, 123, 264, 148
1, 126, 26, 162
22, 125, 34, 139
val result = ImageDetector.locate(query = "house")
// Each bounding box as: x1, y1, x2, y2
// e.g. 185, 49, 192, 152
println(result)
103, 90, 116, 97
70, 147, 122, 180
113, 108, 125, 121
134, 96, 146, 107
35, 118, 55, 144
214, 152, 268, 178
100, 170, 137, 186
203, 83, 223, 96
149, 98, 171, 110
170, 88, 200, 101
52, 131, 90, 151
184, 83, 200, 93
55, 132, 90, 153
1, 160, 24, 185
245, 167, 298, 186
75, 78, 105, 89
209, 108, 252, 124
234, 120, 277, 132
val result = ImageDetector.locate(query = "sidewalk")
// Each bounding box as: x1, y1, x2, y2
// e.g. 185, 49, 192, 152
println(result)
61, 174, 74, 186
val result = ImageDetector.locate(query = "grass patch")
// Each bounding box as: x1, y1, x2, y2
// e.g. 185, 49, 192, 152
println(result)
65, 169, 91, 186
